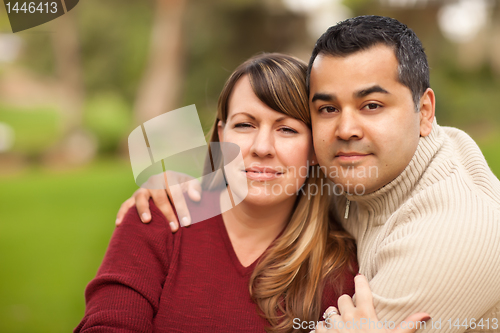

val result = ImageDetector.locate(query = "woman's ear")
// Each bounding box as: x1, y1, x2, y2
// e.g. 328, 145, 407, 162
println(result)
217, 120, 225, 142
419, 88, 435, 137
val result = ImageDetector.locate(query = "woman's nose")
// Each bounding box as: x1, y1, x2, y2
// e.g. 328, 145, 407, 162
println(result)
250, 129, 275, 158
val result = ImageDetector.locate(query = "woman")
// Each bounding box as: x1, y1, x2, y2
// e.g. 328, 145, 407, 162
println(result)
77, 54, 425, 333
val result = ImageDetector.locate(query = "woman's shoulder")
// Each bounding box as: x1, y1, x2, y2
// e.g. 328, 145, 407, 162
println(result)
122, 199, 170, 232
182, 190, 223, 225
116, 199, 178, 258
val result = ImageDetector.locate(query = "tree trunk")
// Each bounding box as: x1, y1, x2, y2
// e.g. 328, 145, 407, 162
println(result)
46, 12, 97, 166
134, 0, 187, 125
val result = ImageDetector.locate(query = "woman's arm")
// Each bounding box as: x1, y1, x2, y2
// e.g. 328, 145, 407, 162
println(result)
75, 202, 172, 332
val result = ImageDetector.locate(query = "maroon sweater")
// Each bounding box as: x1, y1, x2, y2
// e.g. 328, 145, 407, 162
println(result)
75, 193, 356, 332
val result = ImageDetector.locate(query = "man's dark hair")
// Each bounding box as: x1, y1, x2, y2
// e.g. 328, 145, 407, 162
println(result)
307, 15, 429, 111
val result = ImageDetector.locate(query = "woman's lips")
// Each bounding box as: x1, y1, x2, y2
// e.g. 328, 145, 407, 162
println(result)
243, 169, 283, 181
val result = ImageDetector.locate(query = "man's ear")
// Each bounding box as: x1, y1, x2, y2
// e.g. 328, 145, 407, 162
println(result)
419, 88, 435, 137
217, 120, 225, 141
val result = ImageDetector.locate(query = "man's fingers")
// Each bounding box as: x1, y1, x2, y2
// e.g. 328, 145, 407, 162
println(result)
353, 274, 374, 313
392, 313, 431, 333
337, 294, 355, 317
116, 197, 135, 226
150, 189, 179, 232
135, 189, 154, 223
187, 181, 201, 202
169, 185, 192, 227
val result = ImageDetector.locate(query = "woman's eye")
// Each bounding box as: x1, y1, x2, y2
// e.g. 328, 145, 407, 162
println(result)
364, 103, 381, 110
234, 123, 252, 128
279, 127, 297, 134
319, 106, 338, 114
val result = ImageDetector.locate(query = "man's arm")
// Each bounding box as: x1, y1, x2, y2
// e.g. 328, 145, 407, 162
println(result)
367, 204, 500, 333
115, 171, 201, 232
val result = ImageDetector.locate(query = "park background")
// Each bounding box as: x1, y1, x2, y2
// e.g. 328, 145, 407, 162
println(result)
0, 0, 499, 332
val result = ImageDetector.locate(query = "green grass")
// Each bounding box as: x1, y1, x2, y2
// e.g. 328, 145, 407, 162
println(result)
0, 106, 62, 155
0, 159, 137, 333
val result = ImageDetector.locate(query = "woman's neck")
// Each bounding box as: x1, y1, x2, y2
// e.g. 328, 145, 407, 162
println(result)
220, 188, 296, 267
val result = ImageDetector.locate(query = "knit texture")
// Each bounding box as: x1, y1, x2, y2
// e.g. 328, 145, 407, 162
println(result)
335, 120, 500, 332
75, 192, 356, 332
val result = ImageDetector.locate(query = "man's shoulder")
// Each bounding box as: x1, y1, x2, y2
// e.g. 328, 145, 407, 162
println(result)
415, 124, 500, 213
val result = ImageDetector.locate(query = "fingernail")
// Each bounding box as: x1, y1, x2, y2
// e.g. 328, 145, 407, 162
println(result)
169, 222, 177, 230
182, 217, 190, 226
141, 213, 149, 222
115, 218, 121, 225
422, 316, 431, 322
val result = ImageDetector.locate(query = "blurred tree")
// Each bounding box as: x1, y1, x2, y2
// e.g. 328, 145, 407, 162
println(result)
45, 13, 98, 165
181, 0, 309, 133
133, 0, 187, 125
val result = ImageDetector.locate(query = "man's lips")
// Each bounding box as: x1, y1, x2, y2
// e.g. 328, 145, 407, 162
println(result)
335, 152, 371, 162
243, 167, 284, 181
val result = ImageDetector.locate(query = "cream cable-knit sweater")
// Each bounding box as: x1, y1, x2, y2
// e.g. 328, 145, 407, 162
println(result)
334, 120, 500, 332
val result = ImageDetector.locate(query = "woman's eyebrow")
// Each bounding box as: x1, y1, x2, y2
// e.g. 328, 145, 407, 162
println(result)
275, 116, 289, 123
230, 112, 256, 120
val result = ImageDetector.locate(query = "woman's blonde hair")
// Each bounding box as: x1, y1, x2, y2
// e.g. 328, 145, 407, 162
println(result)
206, 53, 355, 333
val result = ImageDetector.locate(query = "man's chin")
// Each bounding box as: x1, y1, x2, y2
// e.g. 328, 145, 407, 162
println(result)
325, 178, 375, 196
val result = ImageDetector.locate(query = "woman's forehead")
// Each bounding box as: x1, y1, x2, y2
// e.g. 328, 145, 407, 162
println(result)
228, 76, 307, 125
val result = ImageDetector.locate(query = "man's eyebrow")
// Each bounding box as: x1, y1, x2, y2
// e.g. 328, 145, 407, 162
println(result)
311, 93, 337, 103
354, 85, 389, 99
230, 112, 255, 120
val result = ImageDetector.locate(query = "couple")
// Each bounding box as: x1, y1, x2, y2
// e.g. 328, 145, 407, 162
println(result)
77, 16, 500, 333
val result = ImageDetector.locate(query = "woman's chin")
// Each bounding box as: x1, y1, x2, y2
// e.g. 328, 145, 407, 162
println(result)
241, 189, 295, 208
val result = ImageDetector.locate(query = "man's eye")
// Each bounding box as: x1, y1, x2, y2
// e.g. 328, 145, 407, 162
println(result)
364, 103, 381, 110
319, 106, 338, 113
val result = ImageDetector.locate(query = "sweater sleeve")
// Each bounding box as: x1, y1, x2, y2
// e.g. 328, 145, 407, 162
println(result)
368, 195, 500, 333
74, 201, 172, 333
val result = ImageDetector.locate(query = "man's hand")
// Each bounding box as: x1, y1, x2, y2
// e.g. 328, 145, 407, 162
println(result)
115, 171, 202, 232
313, 275, 430, 333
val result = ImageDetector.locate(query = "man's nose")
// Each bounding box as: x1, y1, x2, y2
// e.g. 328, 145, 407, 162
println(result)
250, 128, 275, 158
335, 109, 363, 141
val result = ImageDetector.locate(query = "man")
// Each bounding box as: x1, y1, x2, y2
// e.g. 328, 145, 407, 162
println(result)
117, 16, 500, 332
306, 16, 500, 332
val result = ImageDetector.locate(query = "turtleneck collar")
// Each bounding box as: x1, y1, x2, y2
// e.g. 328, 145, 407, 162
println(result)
345, 119, 445, 221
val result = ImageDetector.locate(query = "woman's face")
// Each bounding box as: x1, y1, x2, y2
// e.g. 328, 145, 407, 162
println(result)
218, 75, 315, 207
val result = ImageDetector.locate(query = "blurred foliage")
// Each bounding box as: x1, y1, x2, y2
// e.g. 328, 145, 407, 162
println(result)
16, 0, 154, 103
84, 93, 132, 153
342, 0, 375, 12
76, 0, 154, 102
182, 0, 309, 133
0, 105, 61, 155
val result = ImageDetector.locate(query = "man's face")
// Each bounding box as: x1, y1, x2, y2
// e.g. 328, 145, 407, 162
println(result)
309, 44, 424, 195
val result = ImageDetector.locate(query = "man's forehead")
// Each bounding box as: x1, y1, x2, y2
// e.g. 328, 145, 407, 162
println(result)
309, 45, 400, 92
312, 44, 397, 68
